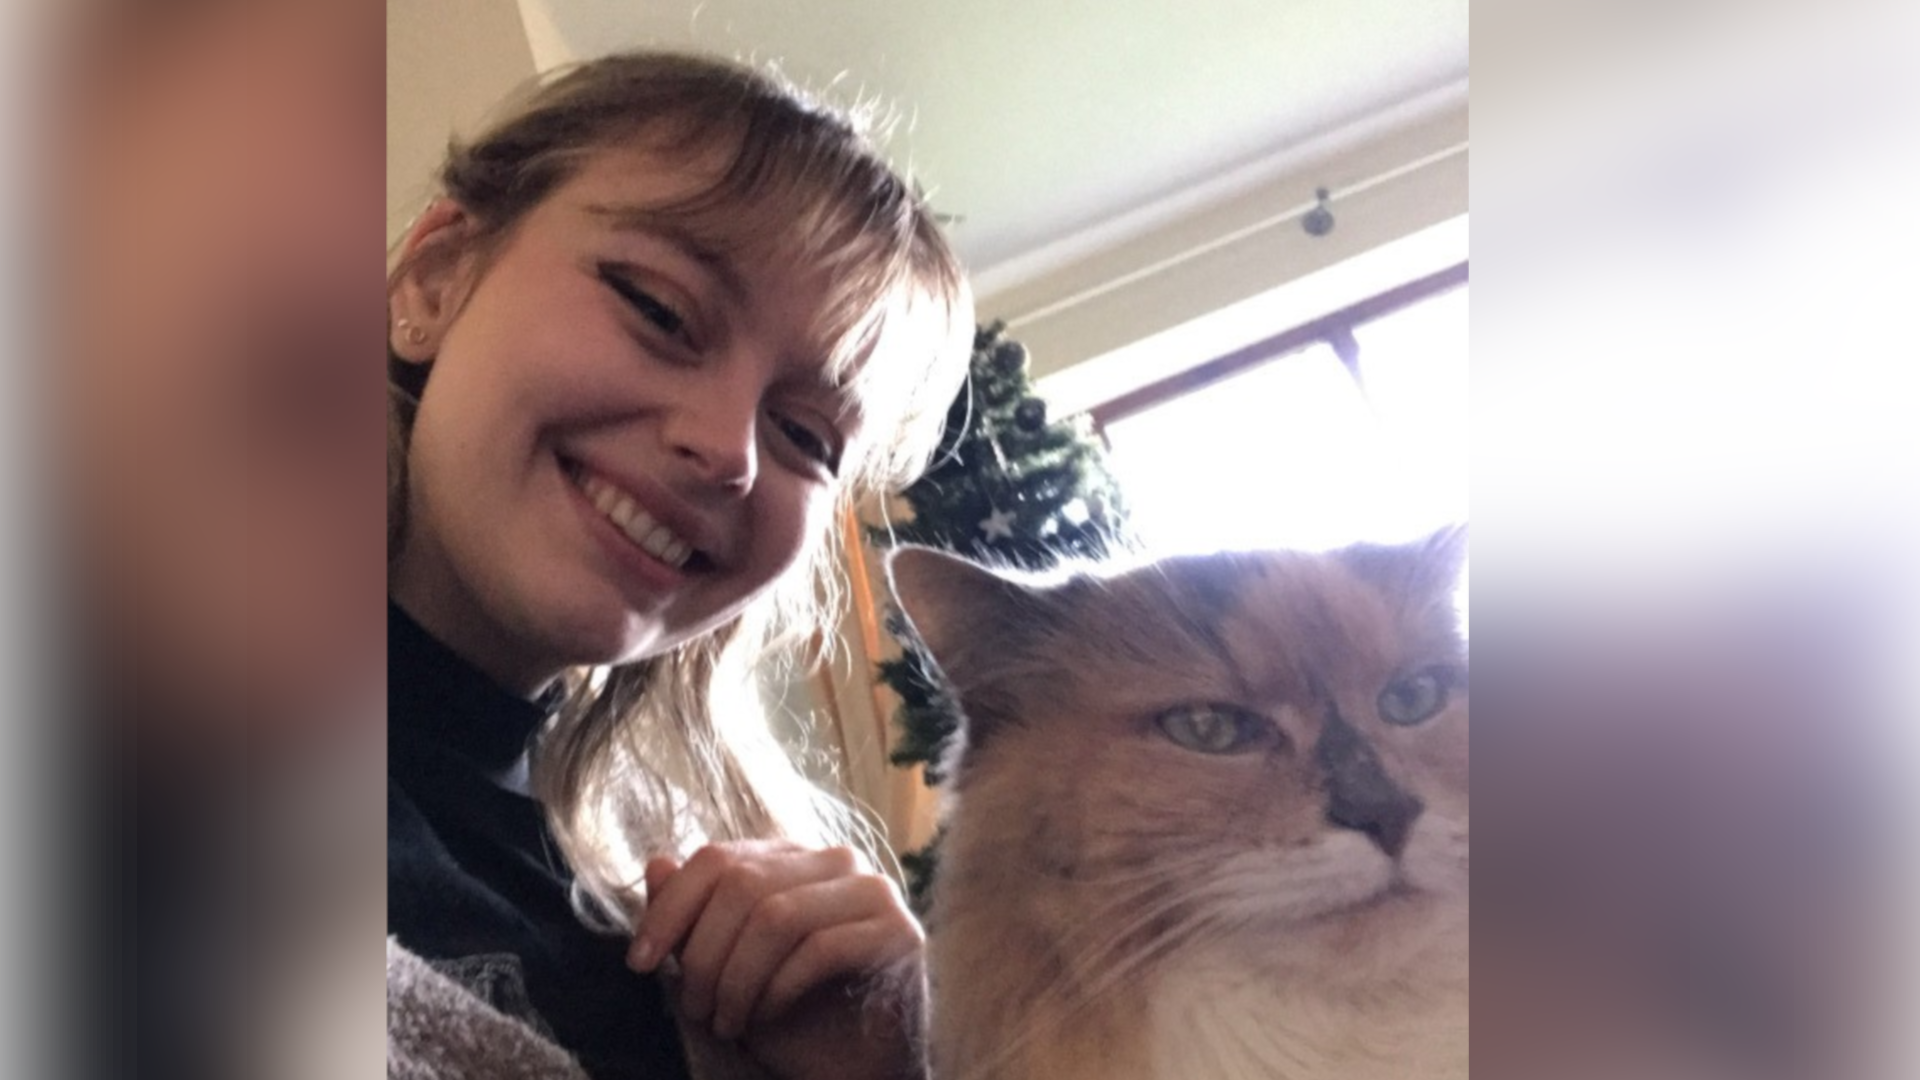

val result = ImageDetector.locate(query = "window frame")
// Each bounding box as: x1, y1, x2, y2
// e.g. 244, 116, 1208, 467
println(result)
1083, 261, 1468, 442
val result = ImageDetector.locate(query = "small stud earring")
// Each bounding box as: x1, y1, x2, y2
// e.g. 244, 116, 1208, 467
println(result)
396, 318, 428, 346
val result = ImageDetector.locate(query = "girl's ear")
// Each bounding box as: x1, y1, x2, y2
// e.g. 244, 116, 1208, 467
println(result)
388, 199, 483, 363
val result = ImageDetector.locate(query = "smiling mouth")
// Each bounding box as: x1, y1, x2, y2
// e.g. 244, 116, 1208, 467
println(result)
561, 459, 711, 572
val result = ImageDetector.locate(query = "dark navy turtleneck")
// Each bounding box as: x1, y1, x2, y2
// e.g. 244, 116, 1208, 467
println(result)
387, 600, 689, 1080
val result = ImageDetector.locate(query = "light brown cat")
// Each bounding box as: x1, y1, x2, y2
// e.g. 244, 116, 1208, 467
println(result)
888, 529, 1469, 1080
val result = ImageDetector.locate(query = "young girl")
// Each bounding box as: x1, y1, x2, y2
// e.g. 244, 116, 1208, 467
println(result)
386, 53, 973, 1080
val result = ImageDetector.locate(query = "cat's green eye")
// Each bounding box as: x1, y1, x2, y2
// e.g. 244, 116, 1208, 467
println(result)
1378, 668, 1453, 727
1154, 704, 1269, 755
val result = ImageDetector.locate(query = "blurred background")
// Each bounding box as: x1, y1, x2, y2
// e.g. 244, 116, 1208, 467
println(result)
1472, 1, 1920, 1077
35, 2, 387, 1078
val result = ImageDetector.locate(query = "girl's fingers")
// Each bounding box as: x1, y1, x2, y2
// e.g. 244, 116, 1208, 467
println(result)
632, 842, 861, 1005
626, 857, 682, 971
632, 841, 792, 971
751, 911, 924, 1026
628, 854, 701, 972
674, 845, 863, 1022
707, 874, 909, 1039
644, 856, 678, 898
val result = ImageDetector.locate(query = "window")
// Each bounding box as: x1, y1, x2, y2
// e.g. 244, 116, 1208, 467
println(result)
1094, 269, 1467, 557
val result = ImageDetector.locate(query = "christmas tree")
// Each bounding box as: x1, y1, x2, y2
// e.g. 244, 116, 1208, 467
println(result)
873, 321, 1131, 907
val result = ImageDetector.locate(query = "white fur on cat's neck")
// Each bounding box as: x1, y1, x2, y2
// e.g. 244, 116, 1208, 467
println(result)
927, 825, 1469, 1080
1147, 944, 1468, 1080
1145, 824, 1469, 1080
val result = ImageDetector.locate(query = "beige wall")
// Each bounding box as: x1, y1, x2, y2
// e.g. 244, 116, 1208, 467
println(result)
386, 0, 537, 241
384, 2, 1463, 394
981, 93, 1468, 407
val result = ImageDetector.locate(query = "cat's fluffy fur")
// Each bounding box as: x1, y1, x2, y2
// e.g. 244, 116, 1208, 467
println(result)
889, 530, 1469, 1080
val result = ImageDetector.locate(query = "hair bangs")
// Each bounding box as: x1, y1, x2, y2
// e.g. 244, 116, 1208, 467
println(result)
642, 102, 974, 495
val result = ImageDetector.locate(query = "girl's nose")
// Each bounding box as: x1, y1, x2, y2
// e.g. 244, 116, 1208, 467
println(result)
666, 392, 757, 494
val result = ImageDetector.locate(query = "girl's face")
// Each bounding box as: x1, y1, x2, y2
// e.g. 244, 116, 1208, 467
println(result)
391, 146, 864, 693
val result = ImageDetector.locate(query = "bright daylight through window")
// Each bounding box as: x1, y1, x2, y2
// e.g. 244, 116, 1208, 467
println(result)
1101, 284, 1467, 555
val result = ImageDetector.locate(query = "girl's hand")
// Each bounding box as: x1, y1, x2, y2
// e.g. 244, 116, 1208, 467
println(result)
629, 840, 927, 1080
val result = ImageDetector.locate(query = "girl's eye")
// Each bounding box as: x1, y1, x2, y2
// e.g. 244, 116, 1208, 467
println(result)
770, 411, 841, 475
597, 264, 688, 339
1154, 704, 1271, 755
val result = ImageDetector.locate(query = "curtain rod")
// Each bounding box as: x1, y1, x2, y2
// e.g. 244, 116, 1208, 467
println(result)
1005, 139, 1469, 330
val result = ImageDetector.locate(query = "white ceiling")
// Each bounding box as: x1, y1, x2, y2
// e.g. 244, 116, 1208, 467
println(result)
514, 0, 1468, 279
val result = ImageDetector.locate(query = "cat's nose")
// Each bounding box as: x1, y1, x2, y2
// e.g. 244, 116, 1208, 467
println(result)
1317, 708, 1425, 859
1326, 780, 1425, 859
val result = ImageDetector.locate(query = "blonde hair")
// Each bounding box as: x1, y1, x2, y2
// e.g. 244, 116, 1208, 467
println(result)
388, 51, 973, 926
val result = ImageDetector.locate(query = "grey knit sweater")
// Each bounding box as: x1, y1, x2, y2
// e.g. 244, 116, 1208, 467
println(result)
387, 938, 589, 1080
387, 938, 773, 1080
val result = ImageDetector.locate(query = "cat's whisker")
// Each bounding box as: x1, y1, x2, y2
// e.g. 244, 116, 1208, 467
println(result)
945, 923, 1201, 1080
993, 892, 1215, 1058
1054, 887, 1194, 968
1067, 852, 1227, 886
1067, 925, 1199, 1016
934, 888, 1197, 1079
978, 913, 1215, 1080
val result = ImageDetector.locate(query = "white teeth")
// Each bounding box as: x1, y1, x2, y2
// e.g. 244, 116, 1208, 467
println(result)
574, 469, 697, 569
591, 481, 619, 516
609, 496, 638, 531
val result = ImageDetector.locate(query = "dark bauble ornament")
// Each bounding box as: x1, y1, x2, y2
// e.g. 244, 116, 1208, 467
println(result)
1014, 397, 1048, 431
990, 340, 1029, 377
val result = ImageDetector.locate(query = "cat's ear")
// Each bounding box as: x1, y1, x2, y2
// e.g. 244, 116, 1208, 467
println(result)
886, 546, 1037, 666
1419, 522, 1469, 586
1340, 524, 1469, 607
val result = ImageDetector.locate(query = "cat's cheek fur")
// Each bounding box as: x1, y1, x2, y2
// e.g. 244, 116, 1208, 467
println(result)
1152, 828, 1469, 1080
1205, 836, 1401, 927
1401, 811, 1470, 899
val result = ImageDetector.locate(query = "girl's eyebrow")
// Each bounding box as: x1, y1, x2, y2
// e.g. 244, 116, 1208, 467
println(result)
581, 202, 749, 304
585, 200, 865, 429
787, 360, 865, 433
821, 380, 865, 426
